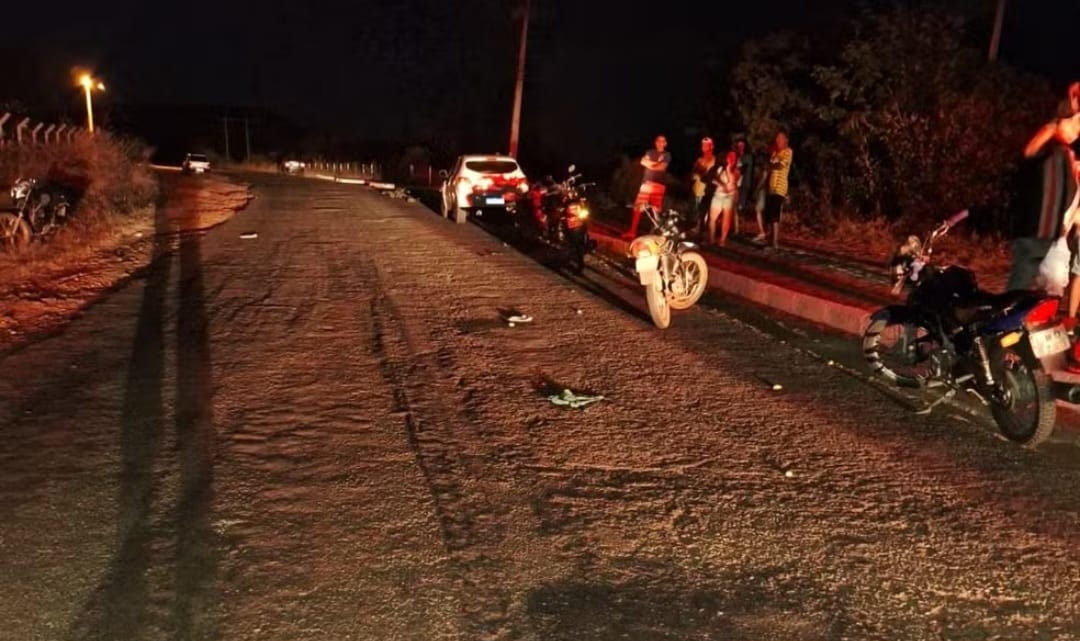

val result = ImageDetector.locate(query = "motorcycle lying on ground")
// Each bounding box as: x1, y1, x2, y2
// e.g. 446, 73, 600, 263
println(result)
627, 204, 709, 329
524, 165, 597, 275
863, 210, 1070, 447
1, 178, 73, 251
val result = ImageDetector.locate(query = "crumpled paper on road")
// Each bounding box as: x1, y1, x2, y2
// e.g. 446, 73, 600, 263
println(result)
547, 388, 605, 409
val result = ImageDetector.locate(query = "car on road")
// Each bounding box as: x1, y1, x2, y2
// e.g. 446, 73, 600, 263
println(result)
181, 153, 211, 174
281, 159, 305, 175
439, 155, 529, 224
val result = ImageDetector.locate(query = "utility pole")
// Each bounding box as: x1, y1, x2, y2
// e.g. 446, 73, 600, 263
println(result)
223, 114, 231, 161
508, 0, 530, 158
244, 115, 251, 161
988, 0, 1006, 62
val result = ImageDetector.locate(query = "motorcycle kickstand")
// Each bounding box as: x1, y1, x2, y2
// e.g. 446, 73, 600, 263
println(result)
914, 387, 957, 416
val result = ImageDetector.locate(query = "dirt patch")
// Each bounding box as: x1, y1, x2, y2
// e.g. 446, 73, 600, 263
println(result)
0, 173, 252, 352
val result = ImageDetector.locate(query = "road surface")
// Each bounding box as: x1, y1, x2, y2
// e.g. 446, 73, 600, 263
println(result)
1, 174, 1078, 641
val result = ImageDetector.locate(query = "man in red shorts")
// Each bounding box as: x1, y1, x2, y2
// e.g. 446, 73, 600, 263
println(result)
623, 134, 671, 239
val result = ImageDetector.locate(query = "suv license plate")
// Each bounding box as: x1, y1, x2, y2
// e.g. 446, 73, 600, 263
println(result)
1030, 325, 1071, 358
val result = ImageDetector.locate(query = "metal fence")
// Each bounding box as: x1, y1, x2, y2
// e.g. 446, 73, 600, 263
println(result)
0, 112, 89, 149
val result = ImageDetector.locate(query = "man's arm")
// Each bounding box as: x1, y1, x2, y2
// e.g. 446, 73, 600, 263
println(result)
653, 152, 670, 173
1024, 122, 1055, 159
770, 149, 791, 170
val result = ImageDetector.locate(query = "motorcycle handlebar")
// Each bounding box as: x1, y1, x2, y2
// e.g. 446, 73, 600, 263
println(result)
946, 209, 969, 228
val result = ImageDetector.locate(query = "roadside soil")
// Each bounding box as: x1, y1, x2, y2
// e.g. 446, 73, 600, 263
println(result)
0, 173, 252, 351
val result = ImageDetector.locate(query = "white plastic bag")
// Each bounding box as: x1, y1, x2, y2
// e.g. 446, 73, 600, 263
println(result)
1037, 236, 1070, 296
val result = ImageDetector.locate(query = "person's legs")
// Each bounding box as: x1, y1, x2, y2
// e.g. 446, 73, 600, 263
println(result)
1068, 248, 1080, 320
707, 199, 722, 245
754, 189, 767, 240
720, 199, 734, 245
763, 194, 784, 248
625, 185, 649, 239
1006, 238, 1051, 292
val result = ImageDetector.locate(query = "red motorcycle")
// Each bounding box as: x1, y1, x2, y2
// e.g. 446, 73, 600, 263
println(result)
524, 165, 595, 275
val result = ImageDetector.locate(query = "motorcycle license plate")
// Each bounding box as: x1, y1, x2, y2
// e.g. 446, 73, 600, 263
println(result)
636, 255, 659, 285
1029, 325, 1071, 358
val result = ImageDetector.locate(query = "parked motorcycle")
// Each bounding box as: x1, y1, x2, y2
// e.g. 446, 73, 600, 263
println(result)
525, 164, 596, 274
0, 178, 72, 251
627, 204, 709, 329
863, 210, 1069, 446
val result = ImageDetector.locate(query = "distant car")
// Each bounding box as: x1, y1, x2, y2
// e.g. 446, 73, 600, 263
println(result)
181, 153, 211, 174
440, 154, 528, 224
282, 160, 305, 175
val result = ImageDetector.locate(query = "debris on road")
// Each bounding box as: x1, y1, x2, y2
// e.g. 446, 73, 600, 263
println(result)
755, 373, 784, 391
240, 232, 258, 240
547, 388, 606, 409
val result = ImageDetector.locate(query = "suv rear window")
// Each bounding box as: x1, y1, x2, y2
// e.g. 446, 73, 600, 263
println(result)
465, 160, 518, 174
188, 154, 208, 162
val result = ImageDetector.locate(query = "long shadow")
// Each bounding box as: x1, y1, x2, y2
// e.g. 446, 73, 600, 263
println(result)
69, 195, 218, 641
171, 232, 217, 640
69, 191, 173, 641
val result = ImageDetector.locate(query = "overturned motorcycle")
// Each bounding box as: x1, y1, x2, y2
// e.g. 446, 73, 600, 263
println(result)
1, 177, 74, 251
627, 204, 709, 329
863, 210, 1070, 447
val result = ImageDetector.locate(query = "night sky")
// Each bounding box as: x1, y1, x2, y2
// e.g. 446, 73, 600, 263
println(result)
1, 0, 1076, 169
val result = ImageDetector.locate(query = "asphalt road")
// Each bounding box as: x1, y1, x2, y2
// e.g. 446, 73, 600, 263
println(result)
1, 173, 1078, 641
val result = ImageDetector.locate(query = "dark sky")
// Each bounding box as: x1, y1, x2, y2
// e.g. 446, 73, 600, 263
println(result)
2, 0, 1076, 168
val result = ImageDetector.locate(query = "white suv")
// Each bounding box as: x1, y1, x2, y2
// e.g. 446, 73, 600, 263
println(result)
440, 155, 528, 224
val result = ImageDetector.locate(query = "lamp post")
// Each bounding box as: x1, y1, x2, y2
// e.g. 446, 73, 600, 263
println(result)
988, 0, 1006, 62
508, 0, 530, 158
79, 74, 106, 134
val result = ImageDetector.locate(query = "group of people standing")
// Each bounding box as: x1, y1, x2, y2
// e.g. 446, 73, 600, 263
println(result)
621, 131, 794, 251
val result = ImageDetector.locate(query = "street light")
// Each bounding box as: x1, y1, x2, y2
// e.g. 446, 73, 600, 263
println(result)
79, 73, 105, 134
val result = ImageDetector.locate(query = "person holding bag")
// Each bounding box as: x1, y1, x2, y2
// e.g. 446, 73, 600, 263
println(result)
1008, 113, 1080, 292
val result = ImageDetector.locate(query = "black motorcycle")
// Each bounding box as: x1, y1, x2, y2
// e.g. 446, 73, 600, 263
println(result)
863, 210, 1069, 447
1, 178, 73, 250
525, 164, 596, 275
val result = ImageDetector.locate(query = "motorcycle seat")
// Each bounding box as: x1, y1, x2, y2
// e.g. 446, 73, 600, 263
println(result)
953, 290, 1041, 325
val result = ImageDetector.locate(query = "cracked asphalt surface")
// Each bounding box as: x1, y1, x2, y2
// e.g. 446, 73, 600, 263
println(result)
1, 173, 1079, 641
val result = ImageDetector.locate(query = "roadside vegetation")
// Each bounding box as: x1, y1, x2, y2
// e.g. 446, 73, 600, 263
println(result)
0, 132, 251, 349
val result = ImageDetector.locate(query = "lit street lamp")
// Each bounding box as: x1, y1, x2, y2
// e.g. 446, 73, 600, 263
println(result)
79, 73, 105, 134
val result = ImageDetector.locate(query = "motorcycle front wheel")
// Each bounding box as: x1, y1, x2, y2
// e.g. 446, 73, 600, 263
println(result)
988, 344, 1056, 447
0, 213, 31, 252
668, 251, 708, 310
645, 279, 671, 329
862, 309, 939, 388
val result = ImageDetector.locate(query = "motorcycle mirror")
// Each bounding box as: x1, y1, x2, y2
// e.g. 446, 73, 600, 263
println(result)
568, 164, 576, 173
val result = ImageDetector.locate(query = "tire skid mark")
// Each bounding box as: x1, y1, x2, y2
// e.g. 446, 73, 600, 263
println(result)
361, 258, 516, 640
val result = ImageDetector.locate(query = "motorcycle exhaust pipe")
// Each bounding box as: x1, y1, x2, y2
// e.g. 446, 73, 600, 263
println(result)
1067, 385, 1080, 405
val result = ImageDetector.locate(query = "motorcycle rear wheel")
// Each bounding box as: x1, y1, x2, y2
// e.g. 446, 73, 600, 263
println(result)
0, 213, 31, 252
645, 279, 671, 329
988, 344, 1056, 447
669, 251, 708, 310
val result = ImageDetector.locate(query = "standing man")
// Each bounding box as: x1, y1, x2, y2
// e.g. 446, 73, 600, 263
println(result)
735, 139, 755, 224
690, 137, 718, 237
762, 129, 793, 249
1006, 112, 1080, 292
623, 134, 671, 240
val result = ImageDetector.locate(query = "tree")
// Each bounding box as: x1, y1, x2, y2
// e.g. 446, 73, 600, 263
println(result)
730, 4, 1055, 231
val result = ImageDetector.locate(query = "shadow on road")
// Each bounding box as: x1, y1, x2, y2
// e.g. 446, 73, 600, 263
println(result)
525, 569, 846, 640
69, 194, 218, 640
